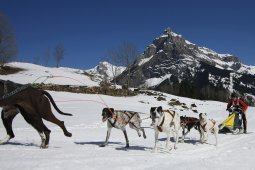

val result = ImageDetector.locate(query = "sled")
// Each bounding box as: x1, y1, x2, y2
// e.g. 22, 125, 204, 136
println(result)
218, 107, 243, 134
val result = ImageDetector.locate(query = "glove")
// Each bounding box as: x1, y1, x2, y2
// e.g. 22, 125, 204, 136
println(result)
233, 106, 241, 112
226, 108, 232, 112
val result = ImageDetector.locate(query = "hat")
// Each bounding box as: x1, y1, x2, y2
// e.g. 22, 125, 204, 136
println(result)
231, 92, 237, 98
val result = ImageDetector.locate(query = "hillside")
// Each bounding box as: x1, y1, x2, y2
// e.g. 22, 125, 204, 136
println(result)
0, 62, 99, 87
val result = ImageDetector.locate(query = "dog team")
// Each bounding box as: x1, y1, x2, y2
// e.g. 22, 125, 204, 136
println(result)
0, 80, 247, 152
100, 106, 219, 152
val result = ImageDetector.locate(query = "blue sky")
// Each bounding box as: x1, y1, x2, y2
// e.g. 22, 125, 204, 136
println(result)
1, 0, 255, 69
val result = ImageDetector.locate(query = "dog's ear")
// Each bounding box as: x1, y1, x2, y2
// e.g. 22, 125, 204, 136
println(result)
110, 108, 114, 112
157, 106, 163, 112
150, 107, 156, 112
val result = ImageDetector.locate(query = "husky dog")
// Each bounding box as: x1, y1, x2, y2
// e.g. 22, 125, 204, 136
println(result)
180, 116, 201, 142
150, 106, 180, 152
199, 113, 219, 146
100, 108, 146, 148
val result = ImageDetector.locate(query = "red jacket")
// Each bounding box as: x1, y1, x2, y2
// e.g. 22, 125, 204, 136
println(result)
227, 97, 248, 112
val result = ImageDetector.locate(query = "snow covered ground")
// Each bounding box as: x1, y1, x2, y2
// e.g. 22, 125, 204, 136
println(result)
0, 62, 254, 170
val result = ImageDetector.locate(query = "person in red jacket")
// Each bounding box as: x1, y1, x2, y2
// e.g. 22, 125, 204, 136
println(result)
226, 92, 248, 133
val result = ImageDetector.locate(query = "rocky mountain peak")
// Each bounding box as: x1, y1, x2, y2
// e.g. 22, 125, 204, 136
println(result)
116, 27, 255, 103
85, 61, 126, 82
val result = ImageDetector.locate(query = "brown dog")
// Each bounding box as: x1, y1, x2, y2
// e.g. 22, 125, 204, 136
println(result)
0, 80, 72, 148
180, 116, 201, 142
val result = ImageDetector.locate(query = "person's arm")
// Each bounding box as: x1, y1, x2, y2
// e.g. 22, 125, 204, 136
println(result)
226, 100, 232, 110
239, 99, 248, 112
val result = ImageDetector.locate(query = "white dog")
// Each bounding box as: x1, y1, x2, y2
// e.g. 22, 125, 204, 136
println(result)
150, 106, 180, 152
199, 113, 219, 146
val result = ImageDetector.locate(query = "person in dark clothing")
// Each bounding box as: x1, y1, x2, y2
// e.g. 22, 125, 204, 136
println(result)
226, 92, 248, 133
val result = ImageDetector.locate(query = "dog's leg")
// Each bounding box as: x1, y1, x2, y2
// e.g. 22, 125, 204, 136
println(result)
214, 127, 219, 146
37, 128, 51, 149
0, 107, 19, 143
182, 129, 190, 142
152, 130, 159, 152
181, 127, 185, 142
181, 126, 190, 143
137, 130, 141, 137
215, 132, 218, 147
130, 122, 147, 139
204, 131, 208, 143
39, 132, 47, 148
150, 121, 155, 126
129, 123, 142, 137
174, 124, 179, 149
123, 129, 129, 148
166, 130, 171, 150
0, 134, 12, 144
199, 127, 204, 143
18, 107, 51, 149
41, 101, 72, 137
100, 127, 112, 147
141, 128, 146, 139
42, 125, 51, 148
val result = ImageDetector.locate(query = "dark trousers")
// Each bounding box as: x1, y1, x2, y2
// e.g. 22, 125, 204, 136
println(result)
241, 112, 247, 131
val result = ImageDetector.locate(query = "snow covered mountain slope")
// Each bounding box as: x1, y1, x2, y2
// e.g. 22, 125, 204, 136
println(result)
1, 61, 125, 87
1, 62, 99, 87
85, 61, 126, 82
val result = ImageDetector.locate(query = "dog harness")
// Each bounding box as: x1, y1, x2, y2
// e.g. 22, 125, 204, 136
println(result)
108, 117, 118, 128
200, 119, 216, 132
0, 80, 31, 100
157, 110, 176, 132
108, 111, 138, 128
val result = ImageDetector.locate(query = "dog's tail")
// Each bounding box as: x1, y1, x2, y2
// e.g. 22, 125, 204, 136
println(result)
42, 90, 73, 116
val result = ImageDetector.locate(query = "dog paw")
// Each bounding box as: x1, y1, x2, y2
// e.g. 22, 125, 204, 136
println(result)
40, 144, 49, 149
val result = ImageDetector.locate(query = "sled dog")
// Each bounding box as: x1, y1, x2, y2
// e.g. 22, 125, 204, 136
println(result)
150, 106, 180, 152
180, 116, 201, 142
100, 108, 146, 148
199, 113, 219, 146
